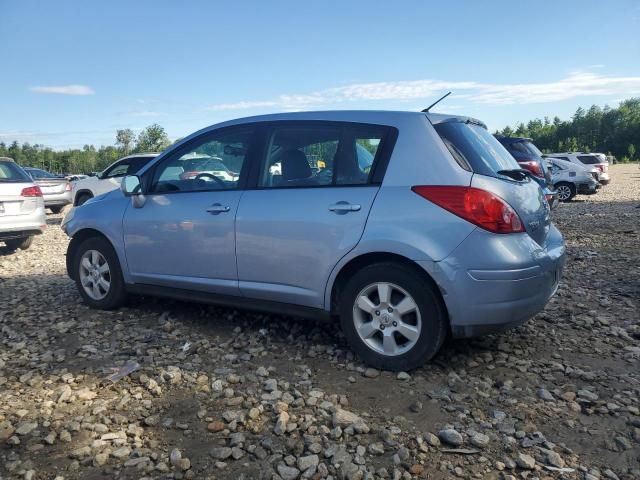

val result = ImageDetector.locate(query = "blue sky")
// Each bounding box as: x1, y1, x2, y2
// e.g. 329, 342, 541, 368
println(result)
1, 0, 639, 149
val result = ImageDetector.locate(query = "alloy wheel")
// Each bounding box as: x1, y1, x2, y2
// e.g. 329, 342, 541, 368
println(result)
557, 185, 572, 201
79, 249, 111, 300
352, 282, 422, 356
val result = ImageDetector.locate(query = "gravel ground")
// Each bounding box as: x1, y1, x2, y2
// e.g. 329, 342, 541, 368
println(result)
0, 164, 638, 480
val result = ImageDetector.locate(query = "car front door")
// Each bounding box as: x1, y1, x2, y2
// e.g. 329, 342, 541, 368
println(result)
122, 126, 257, 295
235, 122, 395, 308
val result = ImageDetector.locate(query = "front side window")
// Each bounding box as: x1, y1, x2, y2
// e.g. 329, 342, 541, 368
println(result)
151, 128, 253, 193
258, 123, 387, 188
103, 161, 129, 178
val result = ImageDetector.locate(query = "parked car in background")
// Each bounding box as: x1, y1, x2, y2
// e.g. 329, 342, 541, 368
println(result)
495, 136, 558, 209
66, 174, 88, 182
544, 152, 610, 185
23, 167, 72, 213
62, 110, 565, 371
0, 157, 46, 251
71, 153, 158, 206
177, 154, 240, 182
546, 157, 599, 202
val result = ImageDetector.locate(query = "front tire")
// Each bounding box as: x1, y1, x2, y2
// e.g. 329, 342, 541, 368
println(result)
339, 262, 447, 371
76, 193, 93, 206
73, 236, 127, 309
555, 182, 576, 202
4, 236, 33, 251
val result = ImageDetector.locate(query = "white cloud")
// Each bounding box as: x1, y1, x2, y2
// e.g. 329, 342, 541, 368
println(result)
205, 72, 640, 112
30, 85, 95, 95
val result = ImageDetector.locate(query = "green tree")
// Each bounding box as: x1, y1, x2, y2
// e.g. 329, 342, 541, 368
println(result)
135, 124, 171, 153
116, 128, 135, 155
629, 144, 636, 161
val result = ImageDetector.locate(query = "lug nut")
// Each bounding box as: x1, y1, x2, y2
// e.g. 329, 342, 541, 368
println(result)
380, 324, 385, 330
387, 307, 393, 313
375, 310, 380, 316
392, 321, 398, 327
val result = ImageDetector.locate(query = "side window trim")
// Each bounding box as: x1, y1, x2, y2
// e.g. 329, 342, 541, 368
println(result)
245, 120, 398, 190
143, 125, 260, 195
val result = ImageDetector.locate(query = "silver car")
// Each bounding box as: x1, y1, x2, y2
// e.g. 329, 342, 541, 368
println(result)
547, 157, 599, 202
23, 167, 72, 213
62, 111, 566, 370
0, 158, 46, 251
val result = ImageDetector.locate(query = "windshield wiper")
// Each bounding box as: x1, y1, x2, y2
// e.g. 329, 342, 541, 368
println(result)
497, 168, 530, 181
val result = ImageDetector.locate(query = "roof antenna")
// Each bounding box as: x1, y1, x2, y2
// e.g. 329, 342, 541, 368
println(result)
422, 91, 451, 112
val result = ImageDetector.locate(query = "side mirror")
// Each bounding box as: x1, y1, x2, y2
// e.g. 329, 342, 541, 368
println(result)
121, 175, 142, 196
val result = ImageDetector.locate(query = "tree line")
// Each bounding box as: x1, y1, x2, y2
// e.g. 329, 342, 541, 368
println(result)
0, 124, 172, 174
1, 98, 639, 174
495, 98, 639, 161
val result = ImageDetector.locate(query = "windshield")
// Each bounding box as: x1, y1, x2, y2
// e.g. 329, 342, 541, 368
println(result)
434, 121, 521, 178
0, 162, 32, 182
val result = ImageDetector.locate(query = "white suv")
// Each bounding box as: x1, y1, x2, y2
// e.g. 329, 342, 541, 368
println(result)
72, 153, 158, 206
544, 152, 610, 185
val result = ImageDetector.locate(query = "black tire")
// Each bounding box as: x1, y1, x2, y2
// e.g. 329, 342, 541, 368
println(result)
49, 206, 64, 214
4, 236, 33, 251
339, 262, 448, 371
72, 236, 127, 309
76, 193, 93, 206
555, 182, 576, 202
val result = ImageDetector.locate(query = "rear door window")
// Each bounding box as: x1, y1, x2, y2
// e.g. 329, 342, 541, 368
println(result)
433, 121, 521, 178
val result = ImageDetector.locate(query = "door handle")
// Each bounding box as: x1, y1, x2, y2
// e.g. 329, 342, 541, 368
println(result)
206, 203, 230, 214
329, 201, 361, 214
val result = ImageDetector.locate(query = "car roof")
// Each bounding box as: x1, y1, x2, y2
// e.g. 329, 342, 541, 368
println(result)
494, 136, 534, 144
119, 153, 159, 160
0, 156, 16, 163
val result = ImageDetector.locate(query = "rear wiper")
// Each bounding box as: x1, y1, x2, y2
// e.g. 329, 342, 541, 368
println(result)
497, 169, 530, 181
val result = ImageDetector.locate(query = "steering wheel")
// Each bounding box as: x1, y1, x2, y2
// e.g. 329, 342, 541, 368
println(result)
195, 173, 226, 189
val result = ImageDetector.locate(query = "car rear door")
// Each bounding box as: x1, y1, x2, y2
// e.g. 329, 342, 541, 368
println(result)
122, 126, 258, 295
235, 121, 396, 308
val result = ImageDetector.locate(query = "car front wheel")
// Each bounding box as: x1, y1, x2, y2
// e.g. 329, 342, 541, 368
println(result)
73, 236, 126, 309
339, 262, 447, 371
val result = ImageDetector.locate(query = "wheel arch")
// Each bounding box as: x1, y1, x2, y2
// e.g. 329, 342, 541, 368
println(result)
66, 228, 112, 280
328, 251, 449, 324
73, 189, 94, 206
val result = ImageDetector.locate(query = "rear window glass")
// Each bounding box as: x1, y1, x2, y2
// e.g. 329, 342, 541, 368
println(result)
509, 141, 543, 159
0, 162, 32, 182
577, 155, 601, 165
433, 121, 520, 178
26, 168, 57, 179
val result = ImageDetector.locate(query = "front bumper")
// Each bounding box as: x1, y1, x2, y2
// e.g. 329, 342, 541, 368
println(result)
422, 225, 566, 338
43, 191, 72, 207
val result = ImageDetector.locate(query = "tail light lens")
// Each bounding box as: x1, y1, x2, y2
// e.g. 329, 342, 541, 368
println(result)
518, 160, 544, 178
180, 171, 198, 180
21, 186, 43, 197
411, 186, 525, 234
65, 182, 72, 191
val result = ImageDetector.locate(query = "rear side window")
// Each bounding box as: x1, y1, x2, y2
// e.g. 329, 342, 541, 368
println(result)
258, 123, 391, 188
0, 162, 32, 182
434, 121, 520, 178
578, 155, 600, 165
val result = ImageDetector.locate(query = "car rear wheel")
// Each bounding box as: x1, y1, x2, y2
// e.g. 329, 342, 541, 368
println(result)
339, 262, 447, 371
73, 236, 126, 309
556, 182, 576, 202
4, 236, 33, 251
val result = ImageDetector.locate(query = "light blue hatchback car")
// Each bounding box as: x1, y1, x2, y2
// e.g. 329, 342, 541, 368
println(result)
62, 110, 565, 370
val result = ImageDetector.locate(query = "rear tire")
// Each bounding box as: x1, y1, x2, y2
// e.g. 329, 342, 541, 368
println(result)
556, 182, 576, 202
72, 236, 127, 309
4, 236, 33, 251
76, 193, 93, 206
339, 262, 447, 371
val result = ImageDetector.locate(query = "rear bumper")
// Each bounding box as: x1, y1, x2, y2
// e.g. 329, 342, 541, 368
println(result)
597, 174, 610, 185
577, 182, 599, 195
43, 191, 72, 207
0, 208, 46, 240
421, 225, 565, 338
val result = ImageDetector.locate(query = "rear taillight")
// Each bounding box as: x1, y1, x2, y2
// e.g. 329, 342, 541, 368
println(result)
21, 186, 43, 197
518, 160, 544, 178
411, 186, 525, 234
180, 171, 198, 180
65, 182, 72, 191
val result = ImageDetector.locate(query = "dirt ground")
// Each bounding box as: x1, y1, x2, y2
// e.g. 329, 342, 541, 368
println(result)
0, 164, 638, 480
